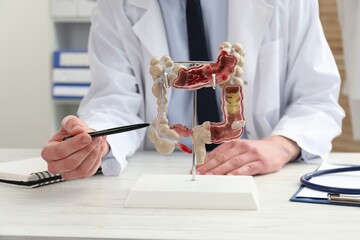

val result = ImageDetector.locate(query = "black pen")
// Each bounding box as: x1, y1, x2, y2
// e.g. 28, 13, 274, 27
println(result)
63, 123, 150, 141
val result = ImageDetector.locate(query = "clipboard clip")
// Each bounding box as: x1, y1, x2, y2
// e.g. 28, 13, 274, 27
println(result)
327, 193, 360, 204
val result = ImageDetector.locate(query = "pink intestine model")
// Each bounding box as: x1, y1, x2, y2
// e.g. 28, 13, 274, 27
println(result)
149, 42, 245, 164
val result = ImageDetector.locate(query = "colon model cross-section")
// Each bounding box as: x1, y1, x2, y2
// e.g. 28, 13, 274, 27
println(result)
149, 42, 245, 164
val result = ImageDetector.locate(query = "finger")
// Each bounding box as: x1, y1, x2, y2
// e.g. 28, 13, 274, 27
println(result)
99, 136, 110, 158
203, 141, 235, 161
47, 138, 100, 172
86, 148, 103, 176
196, 151, 229, 174
202, 139, 250, 164
227, 161, 264, 176
196, 141, 248, 174
86, 137, 107, 176
61, 115, 88, 136
61, 144, 102, 180
49, 116, 89, 143
205, 152, 255, 175
42, 132, 93, 161
195, 142, 235, 171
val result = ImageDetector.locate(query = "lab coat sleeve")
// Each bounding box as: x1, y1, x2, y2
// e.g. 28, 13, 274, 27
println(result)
77, 1, 145, 176
271, 1, 345, 160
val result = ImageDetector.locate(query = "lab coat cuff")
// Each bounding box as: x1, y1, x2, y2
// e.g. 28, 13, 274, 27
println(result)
270, 131, 323, 164
101, 148, 123, 176
100, 134, 130, 176
298, 149, 322, 164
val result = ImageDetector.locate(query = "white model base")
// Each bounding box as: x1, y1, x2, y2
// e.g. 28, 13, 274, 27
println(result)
124, 174, 258, 210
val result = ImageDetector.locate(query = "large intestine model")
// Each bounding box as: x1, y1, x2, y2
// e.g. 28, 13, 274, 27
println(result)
149, 42, 245, 165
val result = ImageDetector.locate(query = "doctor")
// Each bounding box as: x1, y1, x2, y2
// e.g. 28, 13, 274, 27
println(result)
41, 0, 344, 180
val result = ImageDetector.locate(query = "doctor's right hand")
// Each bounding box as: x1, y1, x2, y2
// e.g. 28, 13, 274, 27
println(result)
41, 115, 109, 180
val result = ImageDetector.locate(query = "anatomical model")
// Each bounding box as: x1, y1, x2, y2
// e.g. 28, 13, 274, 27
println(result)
149, 42, 245, 165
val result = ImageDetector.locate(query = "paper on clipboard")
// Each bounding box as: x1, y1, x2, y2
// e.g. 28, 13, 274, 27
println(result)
290, 161, 360, 208
295, 162, 360, 199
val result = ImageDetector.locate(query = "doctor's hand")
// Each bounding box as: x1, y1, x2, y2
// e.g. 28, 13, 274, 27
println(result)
196, 136, 300, 176
41, 115, 109, 180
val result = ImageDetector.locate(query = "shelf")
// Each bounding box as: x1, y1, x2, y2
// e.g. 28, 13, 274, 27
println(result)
52, 17, 91, 23
50, 0, 96, 23
54, 22, 90, 49
53, 99, 83, 104
51, 0, 95, 128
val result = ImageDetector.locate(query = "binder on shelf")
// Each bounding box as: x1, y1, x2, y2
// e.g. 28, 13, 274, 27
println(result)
53, 50, 89, 68
51, 0, 77, 18
53, 68, 91, 84
77, 0, 97, 17
51, 0, 97, 19
52, 83, 90, 100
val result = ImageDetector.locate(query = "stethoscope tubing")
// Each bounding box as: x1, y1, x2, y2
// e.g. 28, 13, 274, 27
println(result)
300, 166, 360, 195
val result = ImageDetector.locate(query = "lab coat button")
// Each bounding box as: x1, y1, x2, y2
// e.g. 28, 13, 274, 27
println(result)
244, 81, 248, 85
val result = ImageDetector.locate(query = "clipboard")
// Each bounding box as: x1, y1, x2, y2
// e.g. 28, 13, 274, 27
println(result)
290, 162, 360, 207
290, 185, 360, 207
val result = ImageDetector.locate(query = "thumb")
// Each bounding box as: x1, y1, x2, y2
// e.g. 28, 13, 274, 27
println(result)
61, 115, 88, 135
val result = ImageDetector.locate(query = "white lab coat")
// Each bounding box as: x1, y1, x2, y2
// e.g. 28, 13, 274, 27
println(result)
337, 0, 360, 140
78, 0, 345, 176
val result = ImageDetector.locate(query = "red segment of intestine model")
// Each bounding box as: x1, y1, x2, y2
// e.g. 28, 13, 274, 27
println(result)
210, 84, 244, 143
172, 50, 237, 89
170, 124, 192, 137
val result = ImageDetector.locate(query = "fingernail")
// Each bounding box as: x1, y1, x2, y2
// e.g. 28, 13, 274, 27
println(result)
205, 172, 213, 175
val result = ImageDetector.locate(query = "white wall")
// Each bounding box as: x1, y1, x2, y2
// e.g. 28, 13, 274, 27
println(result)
0, 0, 55, 148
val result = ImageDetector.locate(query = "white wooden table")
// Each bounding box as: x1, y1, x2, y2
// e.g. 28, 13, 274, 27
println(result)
0, 149, 359, 240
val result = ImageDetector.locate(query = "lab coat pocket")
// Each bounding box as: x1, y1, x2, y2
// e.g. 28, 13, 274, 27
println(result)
254, 39, 283, 135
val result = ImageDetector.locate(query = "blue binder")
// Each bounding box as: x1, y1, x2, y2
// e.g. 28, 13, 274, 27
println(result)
52, 83, 91, 100
53, 50, 89, 68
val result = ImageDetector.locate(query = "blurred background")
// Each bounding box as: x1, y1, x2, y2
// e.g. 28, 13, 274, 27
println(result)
0, 0, 359, 152
319, 0, 360, 151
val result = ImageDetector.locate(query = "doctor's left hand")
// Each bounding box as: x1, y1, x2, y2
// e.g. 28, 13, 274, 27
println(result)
41, 115, 109, 180
196, 136, 300, 176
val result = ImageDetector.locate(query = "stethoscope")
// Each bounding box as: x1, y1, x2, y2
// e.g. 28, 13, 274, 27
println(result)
300, 166, 360, 195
